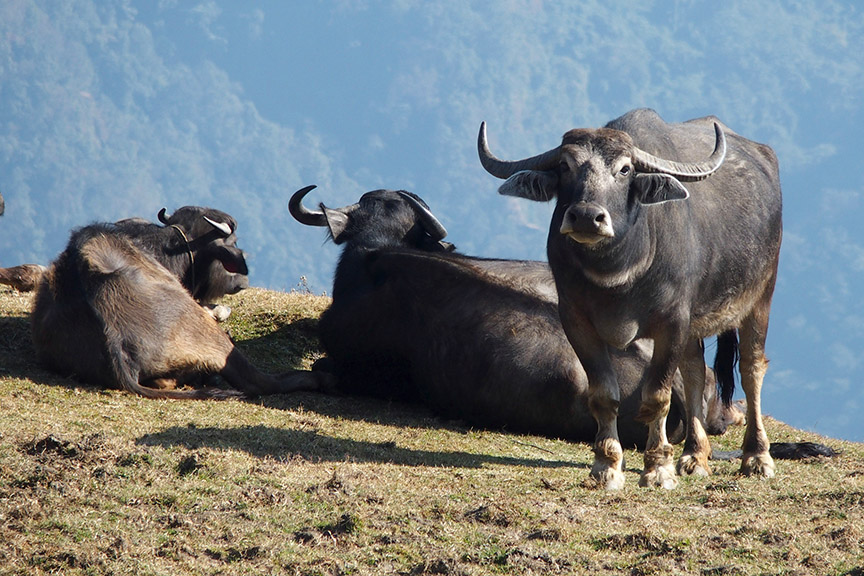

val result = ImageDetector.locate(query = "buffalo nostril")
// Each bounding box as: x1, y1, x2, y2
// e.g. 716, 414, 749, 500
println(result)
560, 203, 615, 241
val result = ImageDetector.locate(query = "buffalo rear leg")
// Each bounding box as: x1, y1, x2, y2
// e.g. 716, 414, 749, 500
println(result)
220, 348, 325, 396
675, 338, 712, 477
158, 304, 325, 397
738, 297, 775, 478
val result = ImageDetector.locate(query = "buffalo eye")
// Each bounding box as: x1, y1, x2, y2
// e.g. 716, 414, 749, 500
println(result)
618, 165, 631, 176
559, 161, 570, 173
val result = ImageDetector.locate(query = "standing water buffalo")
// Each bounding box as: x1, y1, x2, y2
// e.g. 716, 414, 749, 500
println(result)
30, 206, 321, 399
478, 109, 782, 488
289, 185, 738, 448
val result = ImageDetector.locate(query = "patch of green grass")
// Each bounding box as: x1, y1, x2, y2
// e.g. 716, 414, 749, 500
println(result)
1, 286, 864, 575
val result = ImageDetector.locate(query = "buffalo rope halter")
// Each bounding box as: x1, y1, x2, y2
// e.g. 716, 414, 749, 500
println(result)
169, 224, 195, 293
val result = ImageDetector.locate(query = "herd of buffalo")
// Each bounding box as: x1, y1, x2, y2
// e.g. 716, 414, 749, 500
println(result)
2, 108, 821, 489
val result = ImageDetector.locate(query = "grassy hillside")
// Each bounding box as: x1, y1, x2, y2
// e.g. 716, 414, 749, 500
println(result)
0, 287, 862, 576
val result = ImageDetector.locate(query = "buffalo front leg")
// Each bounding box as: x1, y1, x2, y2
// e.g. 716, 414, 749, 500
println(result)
586, 363, 625, 491
639, 405, 677, 489
676, 338, 712, 477
738, 301, 775, 478
560, 304, 625, 490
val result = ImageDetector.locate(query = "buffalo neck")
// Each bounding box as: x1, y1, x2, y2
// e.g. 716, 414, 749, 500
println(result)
331, 226, 435, 301
331, 240, 386, 301
547, 210, 654, 292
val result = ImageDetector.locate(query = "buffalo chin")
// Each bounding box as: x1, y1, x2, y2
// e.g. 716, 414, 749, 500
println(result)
562, 230, 612, 245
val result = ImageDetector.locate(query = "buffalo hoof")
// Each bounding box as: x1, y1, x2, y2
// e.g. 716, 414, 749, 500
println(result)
740, 452, 775, 478
275, 370, 328, 394
639, 464, 678, 489
591, 466, 626, 491
640, 444, 678, 489
676, 454, 711, 477
590, 438, 625, 490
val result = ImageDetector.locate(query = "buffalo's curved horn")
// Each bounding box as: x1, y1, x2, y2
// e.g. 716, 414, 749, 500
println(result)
477, 121, 561, 179
158, 207, 171, 225
289, 185, 328, 227
203, 216, 233, 236
632, 123, 727, 182
396, 191, 448, 241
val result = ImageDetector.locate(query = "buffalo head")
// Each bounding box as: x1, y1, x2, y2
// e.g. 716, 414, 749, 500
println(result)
156, 206, 249, 303
477, 122, 726, 246
289, 185, 452, 252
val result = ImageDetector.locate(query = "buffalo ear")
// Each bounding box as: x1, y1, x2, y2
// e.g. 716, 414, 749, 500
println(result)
633, 173, 690, 205
417, 236, 456, 253
213, 245, 249, 275
322, 207, 352, 244
498, 170, 558, 202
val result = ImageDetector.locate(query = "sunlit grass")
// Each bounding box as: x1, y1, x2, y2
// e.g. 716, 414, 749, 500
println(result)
1, 286, 862, 575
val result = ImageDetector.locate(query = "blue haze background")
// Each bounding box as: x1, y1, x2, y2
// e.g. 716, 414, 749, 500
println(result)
1, 1, 861, 441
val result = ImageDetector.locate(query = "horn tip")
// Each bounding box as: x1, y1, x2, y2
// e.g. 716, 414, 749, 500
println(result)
712, 123, 727, 157
288, 185, 328, 227
290, 185, 318, 206
477, 121, 492, 159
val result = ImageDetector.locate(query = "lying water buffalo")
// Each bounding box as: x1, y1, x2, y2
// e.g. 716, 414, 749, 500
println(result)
290, 185, 738, 448
0, 264, 48, 292
30, 206, 322, 399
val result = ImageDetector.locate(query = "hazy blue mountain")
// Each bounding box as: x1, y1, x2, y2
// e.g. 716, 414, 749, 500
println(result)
1, 0, 862, 441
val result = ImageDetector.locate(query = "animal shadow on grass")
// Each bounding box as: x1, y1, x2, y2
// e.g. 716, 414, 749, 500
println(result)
0, 313, 67, 386
2, 304, 581, 469
136, 424, 585, 470
196, 324, 590, 470
0, 308, 485, 439
230, 317, 323, 375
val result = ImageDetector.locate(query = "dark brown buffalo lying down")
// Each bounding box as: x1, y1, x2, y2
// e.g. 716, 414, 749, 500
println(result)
290, 185, 740, 449
30, 206, 323, 399
0, 264, 49, 292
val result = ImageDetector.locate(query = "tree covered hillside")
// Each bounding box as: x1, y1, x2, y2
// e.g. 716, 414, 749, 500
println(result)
0, 1, 355, 291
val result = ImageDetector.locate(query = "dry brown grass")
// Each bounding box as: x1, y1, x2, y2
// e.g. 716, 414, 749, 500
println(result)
1, 286, 863, 575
